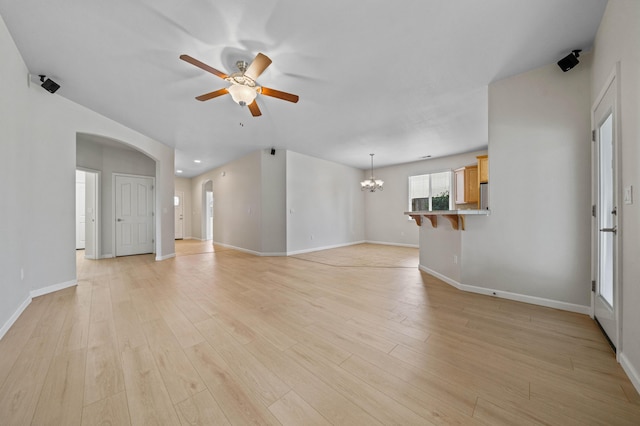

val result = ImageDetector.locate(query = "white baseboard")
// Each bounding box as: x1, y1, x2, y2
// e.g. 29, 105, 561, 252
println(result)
213, 242, 263, 256
365, 240, 419, 249
30, 279, 77, 298
0, 296, 31, 340
156, 253, 176, 261
286, 240, 366, 256
419, 265, 591, 315
1, 278, 78, 340
101, 253, 114, 259
211, 241, 365, 257
620, 352, 640, 395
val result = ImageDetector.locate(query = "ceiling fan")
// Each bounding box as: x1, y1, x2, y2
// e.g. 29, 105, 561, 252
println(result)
180, 52, 299, 117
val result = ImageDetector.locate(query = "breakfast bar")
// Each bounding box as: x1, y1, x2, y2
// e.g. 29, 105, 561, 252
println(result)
405, 209, 490, 230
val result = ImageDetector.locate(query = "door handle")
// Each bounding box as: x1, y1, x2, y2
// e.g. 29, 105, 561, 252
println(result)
600, 227, 617, 234
117, 218, 123, 222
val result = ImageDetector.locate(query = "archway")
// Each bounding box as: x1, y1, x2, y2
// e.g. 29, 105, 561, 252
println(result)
76, 133, 159, 259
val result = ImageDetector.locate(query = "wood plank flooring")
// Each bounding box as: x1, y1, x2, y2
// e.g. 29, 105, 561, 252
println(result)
0, 241, 639, 425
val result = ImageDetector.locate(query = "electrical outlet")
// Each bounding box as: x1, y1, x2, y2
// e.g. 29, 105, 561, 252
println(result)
20, 268, 24, 281
453, 255, 458, 264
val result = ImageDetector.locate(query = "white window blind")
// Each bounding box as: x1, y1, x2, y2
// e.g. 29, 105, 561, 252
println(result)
408, 171, 452, 212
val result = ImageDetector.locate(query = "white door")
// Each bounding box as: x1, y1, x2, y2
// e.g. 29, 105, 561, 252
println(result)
84, 171, 99, 260
75, 171, 86, 249
115, 175, 154, 256
174, 191, 184, 240
593, 75, 619, 350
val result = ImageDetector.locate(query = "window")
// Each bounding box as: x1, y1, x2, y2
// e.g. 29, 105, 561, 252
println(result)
408, 170, 453, 212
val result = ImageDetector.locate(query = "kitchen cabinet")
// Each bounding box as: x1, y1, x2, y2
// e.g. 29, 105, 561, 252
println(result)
454, 165, 478, 205
477, 155, 489, 183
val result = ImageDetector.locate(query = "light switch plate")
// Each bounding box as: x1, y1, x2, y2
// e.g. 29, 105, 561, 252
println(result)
624, 185, 633, 205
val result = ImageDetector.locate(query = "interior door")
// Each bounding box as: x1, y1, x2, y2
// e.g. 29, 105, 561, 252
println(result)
115, 175, 154, 256
174, 191, 184, 240
593, 76, 618, 350
84, 171, 99, 259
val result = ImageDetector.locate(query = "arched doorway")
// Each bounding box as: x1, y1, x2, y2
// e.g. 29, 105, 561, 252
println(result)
76, 133, 157, 259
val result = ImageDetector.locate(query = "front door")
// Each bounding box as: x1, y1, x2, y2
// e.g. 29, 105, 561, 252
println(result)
115, 174, 154, 256
593, 75, 619, 350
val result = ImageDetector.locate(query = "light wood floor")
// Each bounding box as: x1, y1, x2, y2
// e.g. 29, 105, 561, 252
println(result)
0, 241, 639, 425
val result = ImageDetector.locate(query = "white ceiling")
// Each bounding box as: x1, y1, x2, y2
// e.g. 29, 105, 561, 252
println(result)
1, 0, 606, 177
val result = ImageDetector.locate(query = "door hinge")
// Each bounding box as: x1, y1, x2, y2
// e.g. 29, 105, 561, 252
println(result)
592, 280, 596, 292
152, 239, 155, 244
152, 212, 155, 216
592, 205, 596, 217
592, 129, 596, 142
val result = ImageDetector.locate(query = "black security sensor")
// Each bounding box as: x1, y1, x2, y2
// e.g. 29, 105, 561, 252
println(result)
39, 75, 60, 93
270, 148, 276, 155
557, 50, 582, 72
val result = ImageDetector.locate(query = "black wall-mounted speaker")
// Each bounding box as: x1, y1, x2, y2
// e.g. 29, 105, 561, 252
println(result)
557, 50, 581, 72
270, 148, 276, 155
39, 75, 60, 93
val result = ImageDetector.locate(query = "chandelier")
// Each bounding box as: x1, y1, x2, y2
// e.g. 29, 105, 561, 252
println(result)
361, 153, 384, 192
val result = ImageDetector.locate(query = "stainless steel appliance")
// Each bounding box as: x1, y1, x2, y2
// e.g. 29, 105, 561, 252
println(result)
480, 182, 489, 210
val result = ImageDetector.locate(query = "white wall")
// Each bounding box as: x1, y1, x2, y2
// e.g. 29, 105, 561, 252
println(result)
261, 150, 287, 255
190, 151, 263, 253
186, 149, 364, 255
0, 15, 175, 336
77, 137, 156, 257
174, 177, 193, 239
0, 14, 31, 335
286, 151, 365, 254
461, 56, 592, 307
364, 150, 487, 247
591, 0, 640, 391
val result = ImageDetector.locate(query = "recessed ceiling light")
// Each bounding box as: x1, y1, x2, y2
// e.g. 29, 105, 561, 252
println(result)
176, 170, 183, 173
194, 159, 201, 163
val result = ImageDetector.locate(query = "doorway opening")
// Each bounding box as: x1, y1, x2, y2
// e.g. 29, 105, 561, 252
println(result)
75, 169, 99, 260
203, 180, 214, 241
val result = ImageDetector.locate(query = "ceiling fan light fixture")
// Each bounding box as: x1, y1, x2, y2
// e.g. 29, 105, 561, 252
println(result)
228, 84, 257, 106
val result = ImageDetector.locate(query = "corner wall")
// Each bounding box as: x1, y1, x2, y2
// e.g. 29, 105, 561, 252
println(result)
461, 56, 592, 307
261, 150, 287, 255
0, 15, 175, 337
190, 151, 264, 253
